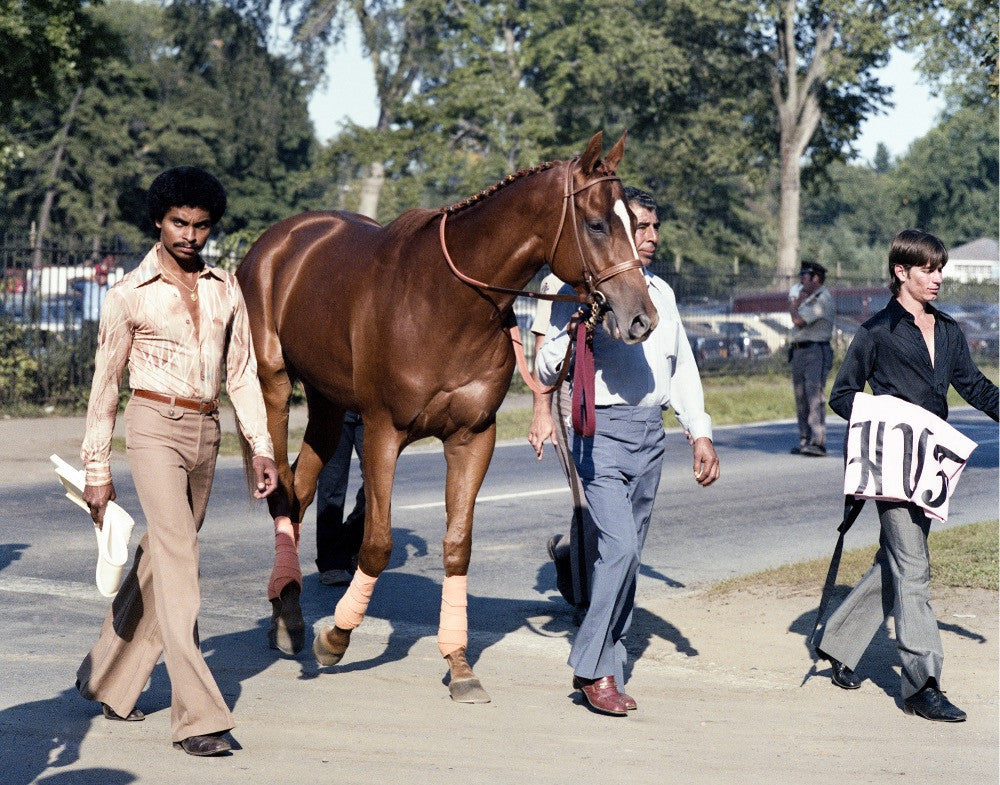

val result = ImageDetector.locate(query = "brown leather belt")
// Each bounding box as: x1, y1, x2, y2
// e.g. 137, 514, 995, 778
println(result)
132, 388, 218, 414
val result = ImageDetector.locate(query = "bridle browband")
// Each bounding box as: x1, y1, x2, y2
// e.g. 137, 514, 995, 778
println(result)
438, 157, 644, 305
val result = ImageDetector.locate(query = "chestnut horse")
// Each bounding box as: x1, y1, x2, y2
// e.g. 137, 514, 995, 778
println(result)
236, 131, 657, 702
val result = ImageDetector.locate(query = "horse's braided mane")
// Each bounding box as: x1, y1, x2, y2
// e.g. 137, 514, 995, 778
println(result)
441, 160, 562, 215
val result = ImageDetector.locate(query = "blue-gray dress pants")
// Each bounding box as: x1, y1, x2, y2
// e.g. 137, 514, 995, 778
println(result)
818, 500, 944, 699
569, 405, 665, 685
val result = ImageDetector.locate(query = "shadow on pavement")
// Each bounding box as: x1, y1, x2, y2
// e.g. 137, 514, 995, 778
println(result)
789, 587, 989, 704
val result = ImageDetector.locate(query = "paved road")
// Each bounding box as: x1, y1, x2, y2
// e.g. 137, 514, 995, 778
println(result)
0, 407, 996, 784
5, 409, 995, 599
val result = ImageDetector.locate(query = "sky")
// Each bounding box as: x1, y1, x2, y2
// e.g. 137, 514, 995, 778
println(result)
307, 31, 945, 166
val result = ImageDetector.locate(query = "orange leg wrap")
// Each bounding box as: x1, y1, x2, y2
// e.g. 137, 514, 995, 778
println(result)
333, 568, 377, 630
267, 515, 302, 601
438, 575, 468, 658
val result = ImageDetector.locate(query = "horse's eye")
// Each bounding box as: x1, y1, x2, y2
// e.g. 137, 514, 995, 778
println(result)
587, 220, 607, 234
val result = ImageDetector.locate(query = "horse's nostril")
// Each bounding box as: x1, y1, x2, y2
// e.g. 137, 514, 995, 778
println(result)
630, 313, 651, 340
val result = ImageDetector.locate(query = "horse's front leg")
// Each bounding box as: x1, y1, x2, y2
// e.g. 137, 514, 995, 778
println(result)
314, 418, 403, 666
439, 424, 496, 703
268, 388, 346, 655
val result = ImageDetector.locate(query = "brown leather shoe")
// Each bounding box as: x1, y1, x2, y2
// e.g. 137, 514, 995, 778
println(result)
620, 692, 637, 711
572, 675, 628, 716
173, 734, 232, 757
101, 703, 145, 721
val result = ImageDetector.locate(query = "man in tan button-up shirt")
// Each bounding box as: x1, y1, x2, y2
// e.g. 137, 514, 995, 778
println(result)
76, 167, 278, 757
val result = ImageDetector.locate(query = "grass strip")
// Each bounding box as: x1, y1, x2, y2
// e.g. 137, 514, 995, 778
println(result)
709, 520, 998, 594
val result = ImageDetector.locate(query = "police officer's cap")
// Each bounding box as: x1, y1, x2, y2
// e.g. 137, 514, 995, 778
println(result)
798, 260, 827, 276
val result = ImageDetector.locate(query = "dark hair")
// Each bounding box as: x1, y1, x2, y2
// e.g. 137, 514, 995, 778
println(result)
623, 186, 658, 213
888, 229, 947, 296
147, 167, 227, 226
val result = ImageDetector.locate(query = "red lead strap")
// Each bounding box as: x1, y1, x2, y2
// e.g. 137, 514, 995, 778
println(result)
571, 320, 596, 437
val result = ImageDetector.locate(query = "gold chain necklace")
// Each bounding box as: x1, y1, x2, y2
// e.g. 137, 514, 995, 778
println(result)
160, 265, 200, 302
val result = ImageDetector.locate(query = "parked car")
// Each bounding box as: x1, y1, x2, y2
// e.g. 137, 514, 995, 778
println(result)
714, 321, 769, 359
685, 325, 729, 368
747, 337, 771, 358
1, 291, 82, 334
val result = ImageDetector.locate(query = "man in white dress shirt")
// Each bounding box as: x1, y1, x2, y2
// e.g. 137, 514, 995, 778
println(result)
535, 187, 719, 716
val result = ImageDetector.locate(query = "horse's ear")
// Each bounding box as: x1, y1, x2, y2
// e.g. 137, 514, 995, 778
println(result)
579, 131, 604, 175
603, 130, 627, 174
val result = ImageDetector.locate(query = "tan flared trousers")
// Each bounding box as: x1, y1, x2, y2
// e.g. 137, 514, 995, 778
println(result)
76, 396, 231, 742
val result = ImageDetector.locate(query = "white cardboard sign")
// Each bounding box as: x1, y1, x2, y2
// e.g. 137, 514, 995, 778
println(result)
843, 393, 977, 522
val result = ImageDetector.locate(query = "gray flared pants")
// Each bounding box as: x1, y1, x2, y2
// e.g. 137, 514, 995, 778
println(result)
819, 500, 944, 699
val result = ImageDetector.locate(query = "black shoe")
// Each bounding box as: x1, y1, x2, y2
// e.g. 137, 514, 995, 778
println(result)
102, 703, 145, 721
173, 734, 232, 756
903, 686, 967, 722
799, 444, 827, 457
75, 678, 95, 701
790, 445, 804, 454
816, 649, 862, 689
547, 534, 575, 606
546, 533, 561, 562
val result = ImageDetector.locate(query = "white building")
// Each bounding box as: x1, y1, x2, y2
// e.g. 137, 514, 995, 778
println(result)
944, 238, 999, 283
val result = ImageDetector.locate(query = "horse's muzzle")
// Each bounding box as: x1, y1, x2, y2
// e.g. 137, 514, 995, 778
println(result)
604, 307, 656, 344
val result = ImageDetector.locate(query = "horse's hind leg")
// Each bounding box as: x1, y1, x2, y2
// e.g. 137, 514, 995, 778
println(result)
314, 416, 403, 667
438, 424, 496, 704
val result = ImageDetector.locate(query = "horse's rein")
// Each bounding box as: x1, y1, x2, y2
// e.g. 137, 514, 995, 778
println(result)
437, 213, 585, 304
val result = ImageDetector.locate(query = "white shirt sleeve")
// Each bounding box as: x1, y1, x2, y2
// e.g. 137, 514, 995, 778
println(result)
668, 318, 713, 441
535, 296, 577, 385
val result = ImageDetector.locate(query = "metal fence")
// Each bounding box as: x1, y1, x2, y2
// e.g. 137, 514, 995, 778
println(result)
2, 233, 995, 407
0, 234, 149, 404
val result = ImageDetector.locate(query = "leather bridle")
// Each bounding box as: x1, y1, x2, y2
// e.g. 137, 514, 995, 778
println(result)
438, 158, 644, 306
437, 158, 646, 396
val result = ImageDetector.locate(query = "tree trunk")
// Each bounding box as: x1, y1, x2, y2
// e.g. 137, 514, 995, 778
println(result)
776, 135, 801, 282
90, 208, 107, 262
769, 2, 834, 283
356, 160, 385, 219
32, 85, 84, 272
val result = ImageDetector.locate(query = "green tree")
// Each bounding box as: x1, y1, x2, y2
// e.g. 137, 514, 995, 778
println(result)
2, 0, 317, 241
800, 158, 903, 278
899, 0, 999, 105
891, 104, 999, 244
162, 0, 317, 231
292, 0, 775, 281
750, 0, 894, 281
0, 0, 102, 115
284, 0, 448, 218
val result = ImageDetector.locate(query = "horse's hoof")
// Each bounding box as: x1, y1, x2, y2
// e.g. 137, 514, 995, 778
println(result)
448, 678, 491, 704
313, 628, 345, 667
269, 582, 305, 655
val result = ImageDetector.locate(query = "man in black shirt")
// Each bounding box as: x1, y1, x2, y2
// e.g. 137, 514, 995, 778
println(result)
816, 229, 998, 722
